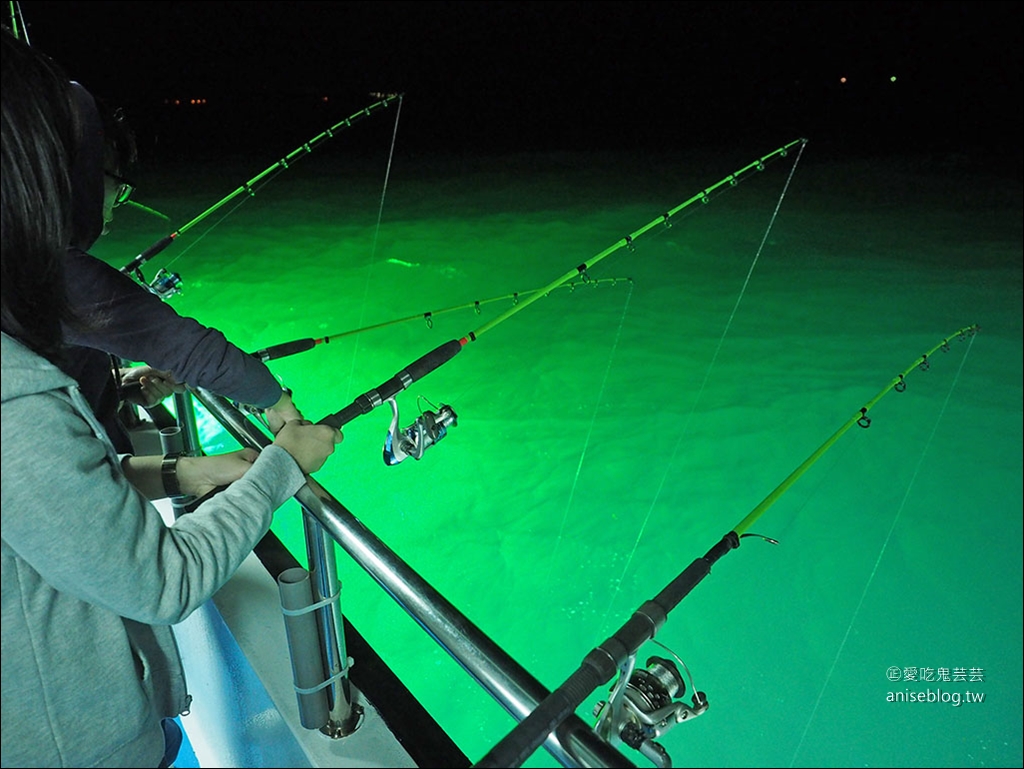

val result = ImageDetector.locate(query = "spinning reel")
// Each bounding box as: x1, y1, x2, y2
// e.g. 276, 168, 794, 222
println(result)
143, 267, 183, 299
130, 266, 183, 300
383, 396, 457, 465
593, 646, 708, 768
147, 268, 183, 299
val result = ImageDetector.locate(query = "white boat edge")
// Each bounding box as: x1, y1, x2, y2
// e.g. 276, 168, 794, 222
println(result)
155, 495, 469, 768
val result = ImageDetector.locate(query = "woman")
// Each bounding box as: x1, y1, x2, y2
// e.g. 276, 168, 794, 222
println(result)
0, 27, 342, 768
61, 80, 306, 455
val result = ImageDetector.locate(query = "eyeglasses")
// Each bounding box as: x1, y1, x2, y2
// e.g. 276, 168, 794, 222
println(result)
104, 171, 135, 208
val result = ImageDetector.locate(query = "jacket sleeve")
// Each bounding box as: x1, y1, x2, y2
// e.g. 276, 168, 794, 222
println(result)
0, 387, 306, 625
63, 248, 285, 409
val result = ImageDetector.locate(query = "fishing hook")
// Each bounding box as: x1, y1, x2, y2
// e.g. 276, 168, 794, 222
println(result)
739, 532, 780, 545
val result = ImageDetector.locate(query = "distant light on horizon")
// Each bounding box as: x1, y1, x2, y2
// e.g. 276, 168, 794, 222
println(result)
836, 75, 899, 86
164, 98, 208, 106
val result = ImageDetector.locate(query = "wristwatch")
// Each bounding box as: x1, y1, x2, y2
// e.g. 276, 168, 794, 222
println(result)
161, 452, 183, 498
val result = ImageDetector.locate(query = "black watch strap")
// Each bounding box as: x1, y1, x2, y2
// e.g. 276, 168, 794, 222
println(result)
161, 453, 182, 498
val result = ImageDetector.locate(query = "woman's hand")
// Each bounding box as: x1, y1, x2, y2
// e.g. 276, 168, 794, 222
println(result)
120, 366, 186, 407
263, 389, 304, 435
272, 420, 343, 474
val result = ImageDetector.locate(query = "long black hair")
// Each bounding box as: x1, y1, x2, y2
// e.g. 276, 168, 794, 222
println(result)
0, 26, 80, 363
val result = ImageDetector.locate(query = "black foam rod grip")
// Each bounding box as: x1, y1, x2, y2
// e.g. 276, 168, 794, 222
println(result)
404, 338, 464, 380
252, 338, 317, 362
122, 235, 175, 274
318, 339, 463, 429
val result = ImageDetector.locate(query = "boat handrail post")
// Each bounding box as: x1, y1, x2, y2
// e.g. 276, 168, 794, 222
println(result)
301, 504, 362, 735
192, 386, 632, 767
182, 387, 360, 737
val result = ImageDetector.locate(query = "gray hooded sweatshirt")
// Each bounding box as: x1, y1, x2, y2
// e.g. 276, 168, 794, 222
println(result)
1, 331, 306, 767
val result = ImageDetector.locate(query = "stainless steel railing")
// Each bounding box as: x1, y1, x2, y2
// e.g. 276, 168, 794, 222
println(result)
189, 387, 633, 769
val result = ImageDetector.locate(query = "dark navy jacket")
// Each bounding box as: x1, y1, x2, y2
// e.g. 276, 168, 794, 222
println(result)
63, 83, 284, 452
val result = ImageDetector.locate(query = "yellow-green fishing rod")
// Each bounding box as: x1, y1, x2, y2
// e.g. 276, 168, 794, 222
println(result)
251, 276, 631, 361
466, 137, 807, 343
318, 137, 807, 429
734, 323, 980, 536
475, 323, 981, 769
119, 93, 403, 283
272, 132, 805, 366
8, 1, 29, 42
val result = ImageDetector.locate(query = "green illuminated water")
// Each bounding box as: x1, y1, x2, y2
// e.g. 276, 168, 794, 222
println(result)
95, 143, 1023, 768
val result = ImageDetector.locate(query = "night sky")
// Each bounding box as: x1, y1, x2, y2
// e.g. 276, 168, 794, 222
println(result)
13, 1, 1024, 160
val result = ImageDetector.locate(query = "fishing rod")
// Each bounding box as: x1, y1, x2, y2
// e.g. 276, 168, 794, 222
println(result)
734, 324, 979, 535
251, 276, 633, 362
119, 92, 403, 297
123, 277, 631, 411
189, 138, 803, 501
315, 138, 807, 442
473, 323, 980, 769
7, 1, 29, 42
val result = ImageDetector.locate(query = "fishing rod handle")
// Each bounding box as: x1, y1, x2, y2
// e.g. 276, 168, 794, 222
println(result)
251, 338, 317, 362
317, 339, 464, 429
120, 234, 175, 275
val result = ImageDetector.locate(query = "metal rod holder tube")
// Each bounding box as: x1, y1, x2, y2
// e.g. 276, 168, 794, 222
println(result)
301, 511, 359, 735
171, 391, 202, 456
186, 388, 358, 733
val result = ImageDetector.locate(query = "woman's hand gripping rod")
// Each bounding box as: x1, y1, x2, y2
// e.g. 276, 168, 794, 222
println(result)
182, 339, 465, 512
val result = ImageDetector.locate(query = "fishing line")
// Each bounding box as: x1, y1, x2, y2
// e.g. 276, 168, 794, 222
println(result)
595, 141, 808, 635
475, 331, 979, 769
250, 278, 633, 363
343, 96, 404, 404
118, 94, 403, 291
789, 331, 977, 767
315, 140, 807, 432
365, 278, 637, 466
540, 279, 636, 585
157, 183, 283, 272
